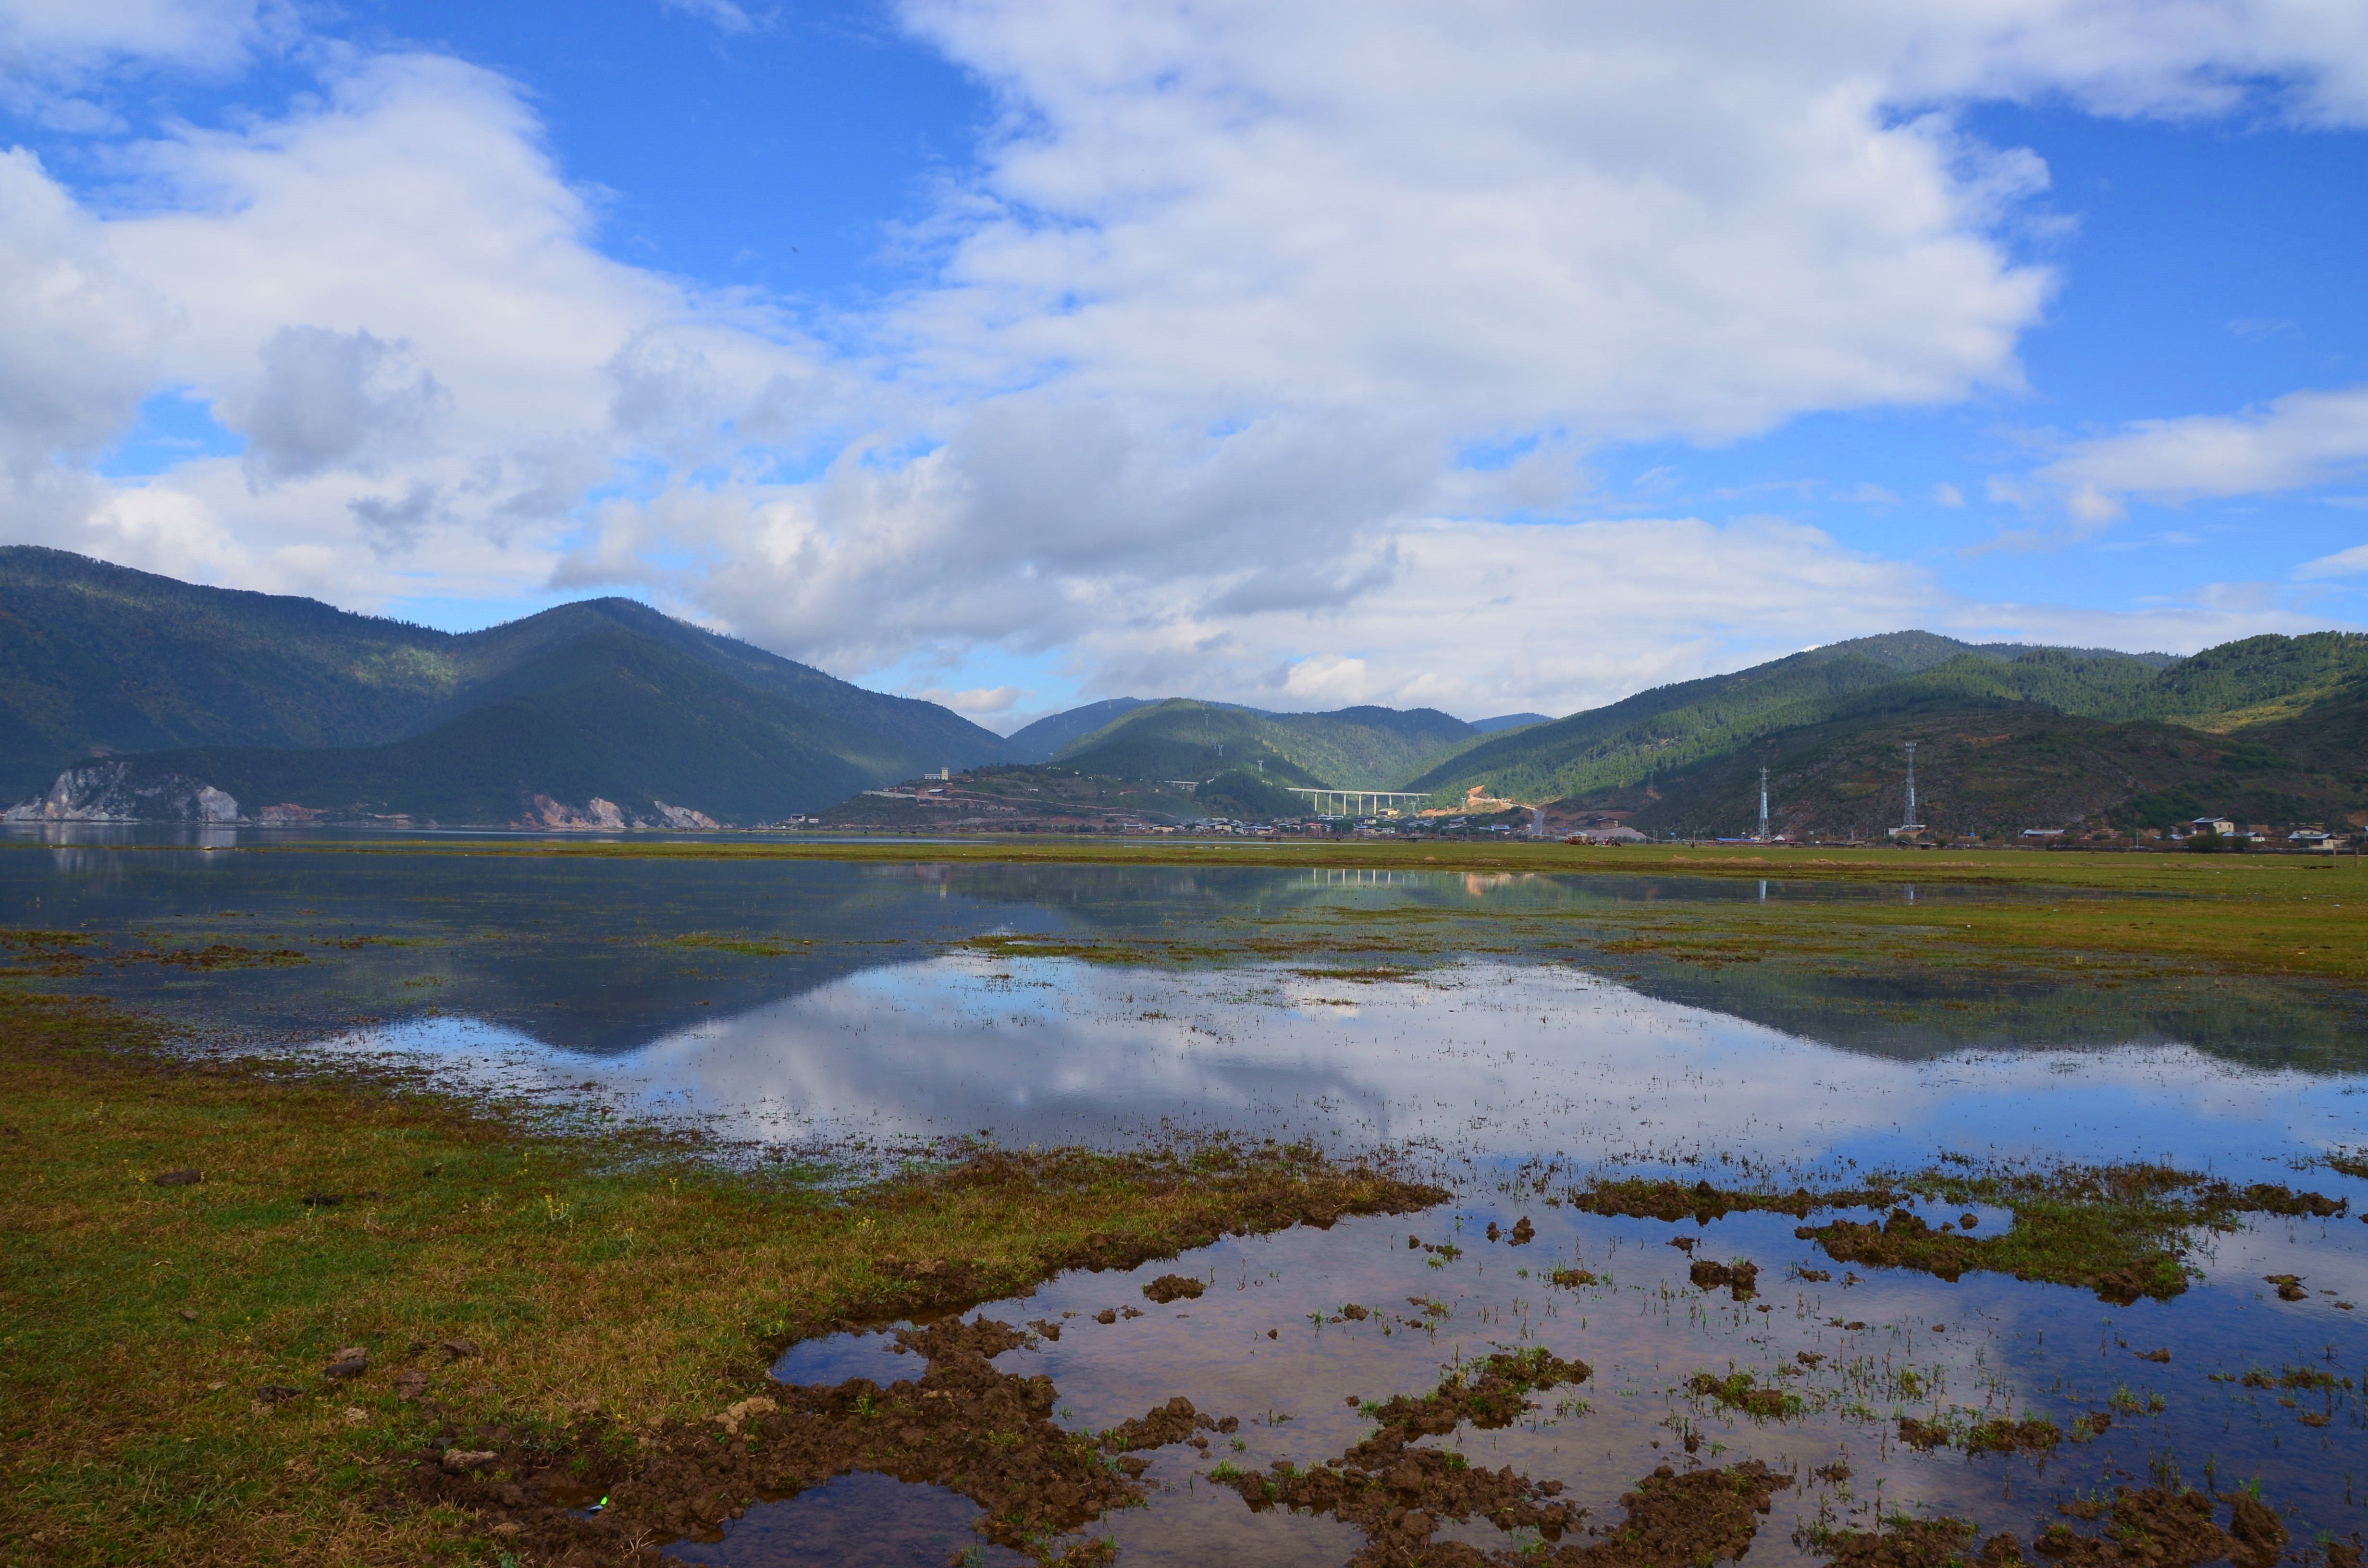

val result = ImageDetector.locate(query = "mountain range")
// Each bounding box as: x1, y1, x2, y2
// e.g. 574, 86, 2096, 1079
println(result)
0, 547, 1015, 825
4, 547, 2363, 833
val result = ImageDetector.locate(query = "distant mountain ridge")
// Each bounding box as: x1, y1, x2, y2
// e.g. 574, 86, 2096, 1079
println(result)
1407, 631, 2368, 817
1053, 698, 1480, 791
0, 547, 1015, 824
9, 548, 2362, 834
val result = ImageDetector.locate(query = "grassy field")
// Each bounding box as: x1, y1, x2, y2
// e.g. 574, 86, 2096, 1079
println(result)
236, 830, 2361, 889
0, 990, 1433, 1567
206, 835, 2368, 987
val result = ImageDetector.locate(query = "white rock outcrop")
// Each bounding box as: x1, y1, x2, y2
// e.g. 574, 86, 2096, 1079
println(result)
3, 762, 239, 823
650, 800, 720, 830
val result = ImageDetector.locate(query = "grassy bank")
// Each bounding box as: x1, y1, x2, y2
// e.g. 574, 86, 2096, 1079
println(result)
17, 832, 2365, 991
209, 832, 2365, 891
0, 991, 1437, 1567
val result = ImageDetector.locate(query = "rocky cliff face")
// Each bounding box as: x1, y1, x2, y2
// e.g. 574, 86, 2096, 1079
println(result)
3, 762, 239, 823
519, 795, 721, 831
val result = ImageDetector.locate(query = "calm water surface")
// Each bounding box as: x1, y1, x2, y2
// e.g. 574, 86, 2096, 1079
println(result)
6, 830, 2364, 1565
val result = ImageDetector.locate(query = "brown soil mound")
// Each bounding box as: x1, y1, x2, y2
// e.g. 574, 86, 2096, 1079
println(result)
1142, 1273, 1206, 1303
1559, 1460, 1795, 1568
2225, 1492, 2289, 1568
1964, 1417, 2060, 1456
1897, 1416, 1949, 1451
1100, 1393, 1233, 1452
1804, 1209, 1978, 1280
2033, 1488, 2245, 1567
1688, 1372, 1795, 1419
1814, 1487, 2282, 1568
1688, 1260, 1760, 1300
1813, 1517, 1988, 1568
1572, 1177, 1851, 1224
1210, 1347, 1591, 1565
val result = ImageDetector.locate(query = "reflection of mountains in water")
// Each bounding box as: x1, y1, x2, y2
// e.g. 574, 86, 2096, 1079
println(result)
11, 844, 2362, 1071
1589, 956, 2368, 1073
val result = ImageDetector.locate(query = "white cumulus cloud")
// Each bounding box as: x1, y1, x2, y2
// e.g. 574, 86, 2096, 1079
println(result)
2039, 385, 2368, 511
7, 0, 2368, 704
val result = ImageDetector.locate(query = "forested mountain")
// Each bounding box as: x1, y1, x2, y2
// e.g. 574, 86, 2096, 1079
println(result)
1401, 633, 2086, 802
1523, 636, 2368, 839
1002, 698, 1157, 761
0, 548, 1013, 824
1054, 698, 1478, 790
9, 545, 2361, 833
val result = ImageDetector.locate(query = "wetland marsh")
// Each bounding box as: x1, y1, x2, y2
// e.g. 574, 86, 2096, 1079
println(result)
4, 828, 2365, 1568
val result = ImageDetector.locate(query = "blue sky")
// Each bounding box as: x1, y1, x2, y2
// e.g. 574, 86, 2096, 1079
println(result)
5, 0, 2367, 728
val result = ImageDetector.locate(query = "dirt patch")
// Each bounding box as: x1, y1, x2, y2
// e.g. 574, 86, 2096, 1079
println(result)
1689, 1371, 1798, 1420
1576, 1164, 2344, 1306
1554, 1461, 1795, 1568
1210, 1347, 1592, 1565
402, 1315, 1220, 1564
2224, 1492, 2289, 1568
377, 1146, 1442, 1565
1810, 1516, 1993, 1568
1571, 1177, 1848, 1224
1812, 1487, 2285, 1568
2034, 1488, 2254, 1568
1142, 1273, 1205, 1303
1966, 1417, 2062, 1455
1894, 1413, 2059, 1455
1101, 1393, 1235, 1453
1688, 1259, 1760, 1300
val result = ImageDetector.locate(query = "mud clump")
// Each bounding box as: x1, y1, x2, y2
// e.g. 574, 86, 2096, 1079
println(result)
1896, 1416, 1949, 1451
1590, 1164, 2342, 1308
1549, 1268, 1599, 1287
1800, 1207, 2176, 1305
1802, 1209, 1975, 1280
2224, 1492, 2288, 1568
1811, 1516, 1991, 1568
1572, 1176, 1847, 1224
2264, 1274, 2308, 1302
1555, 1461, 1795, 1568
2032, 1488, 2252, 1568
1210, 1347, 1591, 1565
1815, 1488, 2278, 1568
1142, 1274, 1205, 1303
1689, 1372, 1797, 1420
2232, 1184, 2345, 1218
1100, 1394, 1232, 1452
1965, 1417, 2061, 1456
1894, 1414, 2059, 1455
1688, 1259, 1759, 1300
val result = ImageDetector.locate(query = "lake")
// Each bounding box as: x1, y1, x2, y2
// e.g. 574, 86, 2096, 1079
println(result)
6, 828, 2363, 1567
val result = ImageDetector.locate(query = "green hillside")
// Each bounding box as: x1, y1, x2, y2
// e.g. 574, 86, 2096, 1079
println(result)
93, 629, 917, 824
1, 548, 1014, 823
1562, 698, 2355, 840
0, 546, 455, 798
1002, 698, 1156, 761
1405, 632, 2035, 802
2113, 631, 2368, 729
1416, 630, 2368, 834
1056, 698, 1474, 789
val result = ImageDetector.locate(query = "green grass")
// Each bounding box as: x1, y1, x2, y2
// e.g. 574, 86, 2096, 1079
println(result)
0, 990, 1436, 1566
